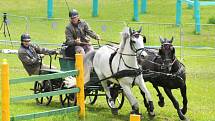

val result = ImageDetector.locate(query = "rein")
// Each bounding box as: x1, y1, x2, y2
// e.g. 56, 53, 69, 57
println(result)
117, 34, 146, 70
99, 32, 145, 83
140, 38, 185, 81
165, 58, 176, 66
140, 53, 184, 81
142, 55, 177, 70
118, 48, 145, 56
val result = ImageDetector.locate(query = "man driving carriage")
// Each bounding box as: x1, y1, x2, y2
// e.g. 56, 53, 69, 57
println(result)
18, 33, 58, 76
64, 9, 101, 57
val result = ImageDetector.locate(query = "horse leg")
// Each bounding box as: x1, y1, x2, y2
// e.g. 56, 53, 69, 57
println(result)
120, 82, 140, 114
101, 80, 118, 115
136, 76, 155, 116
153, 84, 164, 107
180, 85, 188, 115
164, 88, 186, 120
139, 88, 150, 112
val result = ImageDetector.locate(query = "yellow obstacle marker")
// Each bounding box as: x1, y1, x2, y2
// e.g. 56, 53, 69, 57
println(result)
130, 114, 141, 121
75, 54, 85, 119
1, 59, 10, 121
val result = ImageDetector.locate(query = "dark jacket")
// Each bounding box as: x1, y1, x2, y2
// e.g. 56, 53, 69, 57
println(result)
65, 19, 99, 46
18, 44, 54, 75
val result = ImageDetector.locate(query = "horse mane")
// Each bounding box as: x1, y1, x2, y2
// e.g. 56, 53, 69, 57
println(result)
118, 27, 130, 53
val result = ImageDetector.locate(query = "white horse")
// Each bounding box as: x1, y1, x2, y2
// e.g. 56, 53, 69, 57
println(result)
84, 27, 155, 116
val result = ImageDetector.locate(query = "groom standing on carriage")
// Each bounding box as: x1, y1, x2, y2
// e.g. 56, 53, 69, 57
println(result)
64, 9, 101, 57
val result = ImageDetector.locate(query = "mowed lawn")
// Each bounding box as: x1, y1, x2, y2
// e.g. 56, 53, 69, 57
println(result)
1, 50, 215, 121
1, 0, 215, 121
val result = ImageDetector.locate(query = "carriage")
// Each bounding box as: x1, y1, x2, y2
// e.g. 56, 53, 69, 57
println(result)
32, 27, 155, 116
32, 49, 125, 109
32, 27, 187, 120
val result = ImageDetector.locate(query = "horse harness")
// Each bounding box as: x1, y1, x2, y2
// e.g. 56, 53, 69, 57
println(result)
141, 48, 184, 81
99, 35, 145, 86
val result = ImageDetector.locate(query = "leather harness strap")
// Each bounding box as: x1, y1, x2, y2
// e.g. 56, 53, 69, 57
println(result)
109, 50, 118, 75
107, 49, 142, 87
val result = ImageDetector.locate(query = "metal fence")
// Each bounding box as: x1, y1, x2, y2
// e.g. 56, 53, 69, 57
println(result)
127, 22, 186, 60
87, 19, 126, 44
182, 23, 215, 58
0, 14, 28, 49
1, 16, 215, 74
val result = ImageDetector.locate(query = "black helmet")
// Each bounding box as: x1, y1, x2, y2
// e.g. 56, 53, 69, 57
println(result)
21, 33, 31, 41
69, 9, 79, 18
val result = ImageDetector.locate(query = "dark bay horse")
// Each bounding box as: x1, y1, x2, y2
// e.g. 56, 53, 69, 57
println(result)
138, 37, 187, 120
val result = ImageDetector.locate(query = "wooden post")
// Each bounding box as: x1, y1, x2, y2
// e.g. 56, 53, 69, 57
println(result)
92, 0, 98, 17
47, 0, 53, 19
194, 0, 201, 34
133, 0, 139, 21
75, 54, 85, 119
130, 114, 141, 121
1, 59, 10, 121
187, 3, 193, 9
176, 0, 182, 26
141, 0, 147, 14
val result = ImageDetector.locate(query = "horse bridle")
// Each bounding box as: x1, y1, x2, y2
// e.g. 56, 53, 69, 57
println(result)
118, 32, 146, 70
110, 33, 146, 56
160, 43, 176, 70
130, 33, 146, 54
139, 43, 176, 72
138, 42, 184, 81
101, 32, 146, 83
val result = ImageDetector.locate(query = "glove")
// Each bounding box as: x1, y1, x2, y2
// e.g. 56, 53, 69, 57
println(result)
96, 35, 101, 41
55, 50, 60, 54
75, 38, 81, 46
39, 54, 45, 58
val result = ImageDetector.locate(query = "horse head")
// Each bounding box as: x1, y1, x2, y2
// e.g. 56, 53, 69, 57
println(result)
159, 36, 176, 72
120, 27, 147, 58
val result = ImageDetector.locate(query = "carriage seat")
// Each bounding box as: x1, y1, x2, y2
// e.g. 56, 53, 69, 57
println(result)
59, 57, 76, 71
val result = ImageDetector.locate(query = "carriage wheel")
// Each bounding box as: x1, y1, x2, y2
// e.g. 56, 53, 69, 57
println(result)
106, 89, 125, 109
59, 83, 76, 107
34, 80, 53, 105
84, 89, 98, 105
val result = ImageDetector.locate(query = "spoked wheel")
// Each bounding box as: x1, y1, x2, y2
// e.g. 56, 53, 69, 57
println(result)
60, 83, 76, 107
84, 89, 98, 105
106, 89, 125, 109
34, 80, 53, 105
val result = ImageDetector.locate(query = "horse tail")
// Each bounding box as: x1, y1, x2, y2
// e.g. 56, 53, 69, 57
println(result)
84, 50, 96, 84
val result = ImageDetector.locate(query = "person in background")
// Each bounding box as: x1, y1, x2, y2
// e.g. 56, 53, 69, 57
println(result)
18, 33, 58, 76
64, 9, 101, 57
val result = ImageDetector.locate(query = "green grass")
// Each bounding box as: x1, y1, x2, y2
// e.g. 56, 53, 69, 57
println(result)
1, 0, 215, 121
1, 50, 215, 121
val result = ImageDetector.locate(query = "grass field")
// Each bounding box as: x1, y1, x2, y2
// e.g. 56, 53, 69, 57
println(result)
1, 0, 215, 121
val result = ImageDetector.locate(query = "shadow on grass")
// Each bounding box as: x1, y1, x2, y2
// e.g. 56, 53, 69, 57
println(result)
86, 104, 129, 121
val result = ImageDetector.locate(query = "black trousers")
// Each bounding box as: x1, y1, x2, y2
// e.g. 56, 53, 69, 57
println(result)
65, 45, 76, 58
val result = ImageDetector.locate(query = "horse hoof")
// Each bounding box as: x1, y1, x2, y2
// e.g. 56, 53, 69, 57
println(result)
181, 108, 187, 115
180, 116, 186, 120
148, 111, 155, 117
182, 117, 189, 121
179, 113, 186, 120
130, 110, 141, 115
178, 109, 186, 120
158, 101, 165, 107
111, 108, 118, 115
